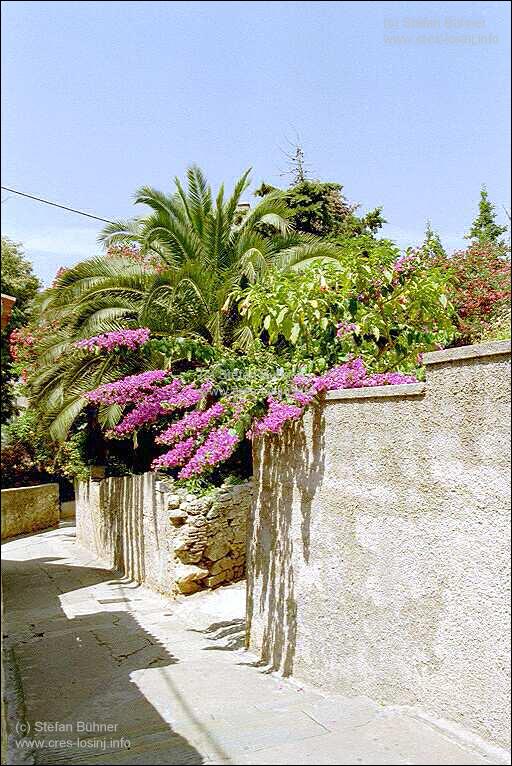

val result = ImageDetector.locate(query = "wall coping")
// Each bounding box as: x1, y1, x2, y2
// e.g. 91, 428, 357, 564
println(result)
423, 340, 511, 366
1, 483, 59, 494
325, 382, 426, 402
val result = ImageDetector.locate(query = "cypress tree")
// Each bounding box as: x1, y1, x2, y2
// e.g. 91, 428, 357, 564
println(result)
465, 185, 507, 244
423, 220, 447, 258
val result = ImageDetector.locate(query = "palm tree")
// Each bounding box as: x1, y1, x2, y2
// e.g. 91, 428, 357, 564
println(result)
29, 254, 154, 439
29, 166, 339, 439
99, 166, 339, 345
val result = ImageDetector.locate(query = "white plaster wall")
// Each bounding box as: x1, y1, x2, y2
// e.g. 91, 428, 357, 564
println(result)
76, 472, 176, 595
247, 342, 511, 750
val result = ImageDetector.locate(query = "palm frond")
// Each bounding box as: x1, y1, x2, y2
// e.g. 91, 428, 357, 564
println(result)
234, 192, 292, 236
224, 168, 251, 225
185, 165, 212, 235
274, 240, 342, 271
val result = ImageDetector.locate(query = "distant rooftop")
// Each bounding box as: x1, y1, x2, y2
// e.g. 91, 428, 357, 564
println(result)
1, 293, 16, 330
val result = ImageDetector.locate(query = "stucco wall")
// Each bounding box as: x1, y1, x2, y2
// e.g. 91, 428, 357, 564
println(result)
247, 341, 511, 751
1, 483, 60, 540
76, 473, 252, 596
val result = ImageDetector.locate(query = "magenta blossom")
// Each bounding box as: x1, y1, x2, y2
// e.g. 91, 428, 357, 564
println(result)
86, 370, 169, 405
336, 321, 358, 338
248, 397, 304, 439
160, 381, 213, 412
250, 359, 417, 441
178, 428, 239, 478
111, 381, 212, 437
394, 253, 419, 274
156, 403, 225, 445
292, 373, 315, 388
313, 358, 367, 392
152, 437, 196, 469
76, 328, 150, 352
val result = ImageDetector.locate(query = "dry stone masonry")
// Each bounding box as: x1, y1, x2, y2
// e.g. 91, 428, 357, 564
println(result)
161, 480, 253, 594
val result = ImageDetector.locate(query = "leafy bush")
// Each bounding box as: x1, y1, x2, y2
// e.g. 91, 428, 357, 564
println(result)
1, 410, 91, 491
437, 242, 511, 345
479, 304, 511, 342
0, 443, 54, 489
255, 179, 385, 238
1, 237, 40, 422
234, 237, 455, 373
25, 166, 345, 441
81, 348, 417, 488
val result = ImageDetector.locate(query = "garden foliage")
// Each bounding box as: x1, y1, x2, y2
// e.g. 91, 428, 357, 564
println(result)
3, 175, 510, 489
1, 237, 40, 422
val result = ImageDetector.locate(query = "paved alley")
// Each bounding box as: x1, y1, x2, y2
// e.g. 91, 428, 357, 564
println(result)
1, 525, 502, 765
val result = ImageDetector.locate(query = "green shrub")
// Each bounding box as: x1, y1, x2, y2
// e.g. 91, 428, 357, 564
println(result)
234, 236, 455, 373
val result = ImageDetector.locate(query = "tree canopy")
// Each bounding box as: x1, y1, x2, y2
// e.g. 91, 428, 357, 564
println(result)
254, 178, 386, 239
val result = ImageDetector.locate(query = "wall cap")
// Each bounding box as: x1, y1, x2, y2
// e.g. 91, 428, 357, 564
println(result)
325, 382, 426, 402
1, 483, 59, 493
423, 340, 511, 366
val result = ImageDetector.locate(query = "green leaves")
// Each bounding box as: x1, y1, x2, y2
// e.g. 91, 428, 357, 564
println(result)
290, 323, 301, 344
235, 237, 456, 374
276, 308, 288, 325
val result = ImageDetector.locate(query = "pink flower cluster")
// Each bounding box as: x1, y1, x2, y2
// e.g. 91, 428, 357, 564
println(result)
86, 370, 169, 405
152, 437, 196, 469
161, 382, 213, 412
249, 359, 417, 439
289, 358, 369, 413
394, 254, 417, 273
112, 381, 212, 437
177, 428, 239, 479
336, 321, 358, 338
75, 328, 150, 352
248, 397, 304, 438
314, 358, 367, 392
156, 403, 225, 445
94, 359, 417, 478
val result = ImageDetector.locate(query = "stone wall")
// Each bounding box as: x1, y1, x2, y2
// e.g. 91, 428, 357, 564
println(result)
247, 341, 511, 753
1, 483, 60, 540
167, 482, 251, 593
76, 473, 252, 596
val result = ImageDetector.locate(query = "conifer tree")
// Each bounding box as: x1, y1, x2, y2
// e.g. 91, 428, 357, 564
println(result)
465, 185, 507, 244
423, 220, 446, 258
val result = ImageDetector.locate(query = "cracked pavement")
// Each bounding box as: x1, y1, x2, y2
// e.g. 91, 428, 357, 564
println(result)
1, 524, 500, 765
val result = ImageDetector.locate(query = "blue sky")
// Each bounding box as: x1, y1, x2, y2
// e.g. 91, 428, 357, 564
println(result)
1, 0, 510, 285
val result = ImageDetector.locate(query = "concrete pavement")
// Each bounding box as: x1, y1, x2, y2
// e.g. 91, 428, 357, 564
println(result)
1, 525, 503, 765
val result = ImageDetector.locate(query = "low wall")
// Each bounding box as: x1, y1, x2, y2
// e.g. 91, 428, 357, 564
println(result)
1, 483, 60, 540
76, 474, 252, 596
60, 500, 76, 520
247, 341, 511, 752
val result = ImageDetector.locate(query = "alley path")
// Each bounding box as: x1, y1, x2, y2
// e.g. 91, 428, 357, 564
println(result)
2, 525, 500, 765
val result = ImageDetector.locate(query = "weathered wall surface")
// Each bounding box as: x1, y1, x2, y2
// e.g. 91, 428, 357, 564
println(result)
60, 500, 76, 520
1, 483, 60, 540
247, 341, 511, 751
76, 473, 252, 596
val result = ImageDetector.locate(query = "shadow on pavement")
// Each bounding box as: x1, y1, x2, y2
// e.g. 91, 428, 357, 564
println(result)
2, 554, 206, 765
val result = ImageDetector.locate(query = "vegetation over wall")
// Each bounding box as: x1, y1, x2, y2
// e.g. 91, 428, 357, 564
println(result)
2, 167, 509, 490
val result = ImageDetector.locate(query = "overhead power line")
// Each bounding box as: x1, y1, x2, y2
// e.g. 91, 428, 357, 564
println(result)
0, 185, 115, 224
